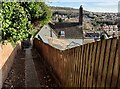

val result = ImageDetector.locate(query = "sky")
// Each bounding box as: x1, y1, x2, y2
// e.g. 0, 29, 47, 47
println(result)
46, 0, 120, 13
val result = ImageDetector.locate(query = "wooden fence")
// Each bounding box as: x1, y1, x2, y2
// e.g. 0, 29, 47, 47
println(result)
33, 37, 120, 88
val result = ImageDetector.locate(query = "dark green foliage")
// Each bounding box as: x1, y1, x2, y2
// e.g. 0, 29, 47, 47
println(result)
20, 2, 52, 25
58, 18, 63, 22
100, 34, 106, 40
1, 2, 52, 44
96, 20, 115, 25
2, 2, 31, 44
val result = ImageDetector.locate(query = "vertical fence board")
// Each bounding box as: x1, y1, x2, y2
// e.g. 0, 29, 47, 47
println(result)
87, 43, 93, 87
73, 48, 76, 87
81, 44, 87, 87
71, 49, 74, 86
110, 44, 118, 88
67, 49, 70, 87
79, 45, 85, 87
96, 40, 106, 87
76, 47, 80, 86
116, 67, 120, 88
100, 39, 111, 87
77, 46, 82, 87
83, 43, 90, 87
67, 49, 71, 87
72, 48, 76, 87
74, 47, 78, 86
89, 42, 97, 87
74, 47, 78, 87
93, 41, 101, 87
105, 38, 117, 87
115, 38, 120, 89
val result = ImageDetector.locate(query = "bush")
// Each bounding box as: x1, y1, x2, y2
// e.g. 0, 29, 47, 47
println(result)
58, 18, 63, 22
1, 2, 52, 44
2, 2, 31, 44
100, 34, 106, 40
20, 2, 52, 25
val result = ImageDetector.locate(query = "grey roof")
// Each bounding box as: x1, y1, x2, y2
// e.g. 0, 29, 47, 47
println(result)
85, 33, 100, 38
35, 25, 57, 44
49, 22, 83, 39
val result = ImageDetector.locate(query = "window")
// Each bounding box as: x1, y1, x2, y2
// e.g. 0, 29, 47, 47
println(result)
60, 31, 65, 36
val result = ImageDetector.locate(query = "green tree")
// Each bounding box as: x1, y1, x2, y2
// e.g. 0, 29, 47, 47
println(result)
100, 34, 107, 40
0, 2, 2, 42
20, 2, 52, 25
1, 2, 52, 44
58, 18, 63, 22
2, 2, 31, 44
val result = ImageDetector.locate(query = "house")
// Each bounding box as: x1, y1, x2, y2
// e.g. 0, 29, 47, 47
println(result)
35, 24, 82, 50
49, 22, 83, 39
35, 5, 84, 50
48, 22, 83, 49
35, 25, 57, 44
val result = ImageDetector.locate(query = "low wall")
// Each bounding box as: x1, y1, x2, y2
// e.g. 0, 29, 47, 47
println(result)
0, 43, 21, 88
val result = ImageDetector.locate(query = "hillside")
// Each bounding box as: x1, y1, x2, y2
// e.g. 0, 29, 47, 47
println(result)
50, 6, 89, 17
50, 6, 117, 16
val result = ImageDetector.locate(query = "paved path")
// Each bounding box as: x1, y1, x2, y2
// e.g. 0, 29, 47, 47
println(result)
2, 47, 60, 88
25, 48, 40, 88
32, 48, 60, 88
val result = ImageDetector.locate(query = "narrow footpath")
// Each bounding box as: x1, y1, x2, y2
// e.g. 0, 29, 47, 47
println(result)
2, 46, 60, 88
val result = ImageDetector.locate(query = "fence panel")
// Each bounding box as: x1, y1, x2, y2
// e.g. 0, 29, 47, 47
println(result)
33, 38, 119, 88
96, 40, 106, 87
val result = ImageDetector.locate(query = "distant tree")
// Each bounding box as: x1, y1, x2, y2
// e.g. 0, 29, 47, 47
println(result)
96, 20, 114, 25
100, 34, 107, 40
92, 22, 97, 27
67, 15, 70, 19
58, 18, 63, 22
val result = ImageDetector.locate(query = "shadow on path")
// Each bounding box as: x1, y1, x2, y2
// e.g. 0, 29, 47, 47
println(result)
2, 46, 60, 88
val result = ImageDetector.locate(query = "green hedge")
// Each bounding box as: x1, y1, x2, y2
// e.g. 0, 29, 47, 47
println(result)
1, 2, 52, 44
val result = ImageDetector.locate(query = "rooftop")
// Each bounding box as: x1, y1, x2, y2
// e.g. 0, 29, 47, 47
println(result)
49, 22, 83, 39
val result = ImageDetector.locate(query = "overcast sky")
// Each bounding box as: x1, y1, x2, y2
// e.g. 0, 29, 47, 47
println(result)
46, 0, 119, 13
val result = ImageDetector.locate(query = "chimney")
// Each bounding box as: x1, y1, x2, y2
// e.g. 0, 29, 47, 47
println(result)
79, 5, 83, 25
